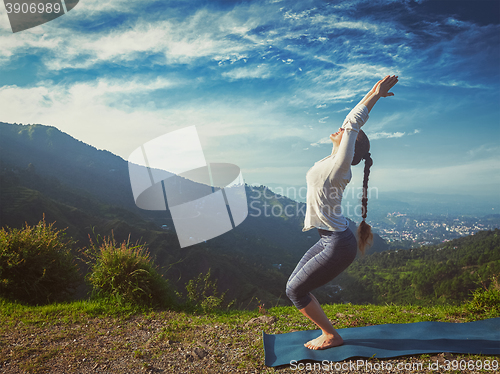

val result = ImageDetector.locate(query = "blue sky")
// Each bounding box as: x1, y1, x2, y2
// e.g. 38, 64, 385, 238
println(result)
1, 0, 499, 204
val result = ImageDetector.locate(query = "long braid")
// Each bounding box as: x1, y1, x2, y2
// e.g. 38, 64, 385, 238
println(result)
361, 152, 372, 219
357, 152, 373, 254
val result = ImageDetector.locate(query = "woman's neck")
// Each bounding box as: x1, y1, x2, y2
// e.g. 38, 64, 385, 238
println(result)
331, 144, 340, 155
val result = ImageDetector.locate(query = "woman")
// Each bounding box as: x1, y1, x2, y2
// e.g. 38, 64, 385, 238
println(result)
286, 75, 399, 350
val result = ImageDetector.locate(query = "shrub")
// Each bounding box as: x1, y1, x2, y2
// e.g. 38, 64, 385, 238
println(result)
466, 276, 500, 314
184, 269, 233, 313
0, 218, 79, 305
84, 236, 174, 309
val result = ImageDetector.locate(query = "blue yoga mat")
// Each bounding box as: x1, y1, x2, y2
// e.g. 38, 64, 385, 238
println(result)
263, 318, 500, 367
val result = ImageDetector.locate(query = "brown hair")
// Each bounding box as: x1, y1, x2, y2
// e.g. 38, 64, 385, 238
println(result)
352, 130, 373, 254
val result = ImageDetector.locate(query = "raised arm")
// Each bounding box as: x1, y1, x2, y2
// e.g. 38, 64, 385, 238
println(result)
333, 75, 398, 174
359, 75, 399, 113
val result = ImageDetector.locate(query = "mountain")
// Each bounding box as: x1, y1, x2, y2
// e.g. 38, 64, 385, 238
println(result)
0, 122, 137, 211
0, 121, 389, 307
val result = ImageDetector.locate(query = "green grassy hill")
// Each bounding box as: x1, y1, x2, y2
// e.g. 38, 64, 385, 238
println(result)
2, 162, 499, 309
0, 121, 385, 309
1, 121, 498, 310
0, 176, 288, 309
336, 230, 500, 305
1, 122, 499, 373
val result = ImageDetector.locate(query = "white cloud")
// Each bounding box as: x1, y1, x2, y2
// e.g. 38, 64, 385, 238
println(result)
310, 137, 331, 147
290, 63, 401, 107
1, 0, 498, 199
283, 8, 316, 21
68, 0, 139, 16
290, 87, 359, 107
445, 17, 467, 28
45, 17, 253, 69
0, 25, 62, 65
0, 76, 312, 168
94, 76, 179, 94
369, 131, 405, 140
333, 107, 351, 113
368, 129, 420, 140
0, 81, 173, 156
1, 3, 268, 69
467, 144, 500, 158
222, 64, 272, 80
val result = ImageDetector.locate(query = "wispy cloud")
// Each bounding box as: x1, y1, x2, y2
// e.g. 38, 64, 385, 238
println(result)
369, 129, 420, 140
1, 4, 267, 69
467, 144, 500, 158
222, 64, 272, 80
310, 135, 332, 147
0, 0, 498, 198
369, 131, 405, 140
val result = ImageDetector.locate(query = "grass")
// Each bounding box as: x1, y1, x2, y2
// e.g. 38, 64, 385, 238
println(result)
1, 297, 498, 373
0, 299, 134, 326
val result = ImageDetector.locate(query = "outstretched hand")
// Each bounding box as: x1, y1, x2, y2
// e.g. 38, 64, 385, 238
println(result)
372, 75, 398, 97
360, 75, 399, 113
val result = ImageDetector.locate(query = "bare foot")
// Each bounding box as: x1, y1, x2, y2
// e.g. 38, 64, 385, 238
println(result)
304, 332, 344, 350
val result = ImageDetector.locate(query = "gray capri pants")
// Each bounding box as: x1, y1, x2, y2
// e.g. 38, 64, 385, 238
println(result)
286, 228, 357, 309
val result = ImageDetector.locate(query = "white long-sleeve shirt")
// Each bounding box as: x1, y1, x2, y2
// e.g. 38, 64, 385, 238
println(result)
302, 103, 370, 232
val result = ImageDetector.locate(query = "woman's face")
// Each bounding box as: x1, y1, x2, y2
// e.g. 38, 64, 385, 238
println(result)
330, 128, 344, 147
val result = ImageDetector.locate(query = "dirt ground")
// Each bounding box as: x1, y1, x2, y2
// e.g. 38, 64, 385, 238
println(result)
1, 313, 496, 374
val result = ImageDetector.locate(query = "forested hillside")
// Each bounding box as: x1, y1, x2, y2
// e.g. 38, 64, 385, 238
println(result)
0, 167, 290, 308
1, 121, 496, 309
336, 229, 500, 305
0, 122, 388, 307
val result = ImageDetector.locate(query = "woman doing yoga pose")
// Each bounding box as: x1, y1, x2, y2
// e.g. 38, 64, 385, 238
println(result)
286, 75, 399, 350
